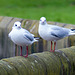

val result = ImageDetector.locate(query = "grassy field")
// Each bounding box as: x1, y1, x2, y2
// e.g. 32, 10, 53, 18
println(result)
0, 0, 75, 24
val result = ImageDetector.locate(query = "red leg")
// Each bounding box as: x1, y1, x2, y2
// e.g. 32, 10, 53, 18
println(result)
53, 42, 56, 52
20, 46, 22, 56
50, 41, 53, 52
24, 46, 28, 58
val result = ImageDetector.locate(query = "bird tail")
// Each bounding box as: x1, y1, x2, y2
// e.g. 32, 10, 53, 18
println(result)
71, 29, 75, 31
34, 37, 39, 42
69, 29, 75, 35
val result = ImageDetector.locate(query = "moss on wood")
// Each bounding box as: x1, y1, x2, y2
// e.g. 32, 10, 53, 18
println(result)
0, 46, 74, 75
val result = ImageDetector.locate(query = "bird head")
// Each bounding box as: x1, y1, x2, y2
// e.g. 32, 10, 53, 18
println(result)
39, 17, 47, 25
13, 21, 21, 29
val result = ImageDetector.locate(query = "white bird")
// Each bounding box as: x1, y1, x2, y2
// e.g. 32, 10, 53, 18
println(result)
8, 21, 38, 57
38, 17, 75, 52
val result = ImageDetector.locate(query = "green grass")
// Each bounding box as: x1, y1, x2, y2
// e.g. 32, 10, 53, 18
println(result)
0, 0, 75, 24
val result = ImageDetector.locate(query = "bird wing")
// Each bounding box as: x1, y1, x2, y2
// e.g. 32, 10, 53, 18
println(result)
23, 29, 34, 41
50, 26, 69, 38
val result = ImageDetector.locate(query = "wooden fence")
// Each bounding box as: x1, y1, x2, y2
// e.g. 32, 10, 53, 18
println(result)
0, 16, 75, 59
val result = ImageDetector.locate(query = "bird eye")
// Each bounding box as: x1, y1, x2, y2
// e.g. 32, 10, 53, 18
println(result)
15, 24, 17, 26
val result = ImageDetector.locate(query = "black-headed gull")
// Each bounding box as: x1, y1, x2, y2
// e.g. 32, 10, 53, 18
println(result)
8, 21, 38, 57
38, 17, 75, 52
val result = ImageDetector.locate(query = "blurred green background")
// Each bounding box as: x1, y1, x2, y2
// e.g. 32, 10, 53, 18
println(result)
0, 0, 75, 24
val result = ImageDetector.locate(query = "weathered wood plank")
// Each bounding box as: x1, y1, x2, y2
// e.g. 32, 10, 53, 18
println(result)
0, 46, 75, 75
0, 17, 13, 28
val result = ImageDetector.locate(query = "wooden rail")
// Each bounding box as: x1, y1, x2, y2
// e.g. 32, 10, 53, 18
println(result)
0, 46, 75, 75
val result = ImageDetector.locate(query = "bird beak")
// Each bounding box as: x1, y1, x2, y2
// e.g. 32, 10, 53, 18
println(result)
18, 26, 21, 29
42, 21, 44, 23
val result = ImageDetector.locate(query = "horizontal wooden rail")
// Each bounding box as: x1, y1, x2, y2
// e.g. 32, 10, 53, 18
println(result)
0, 46, 75, 75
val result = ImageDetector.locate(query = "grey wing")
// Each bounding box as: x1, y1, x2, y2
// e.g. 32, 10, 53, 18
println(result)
23, 30, 34, 41
51, 26, 69, 38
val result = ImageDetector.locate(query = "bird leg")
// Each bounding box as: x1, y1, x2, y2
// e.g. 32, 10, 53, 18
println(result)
50, 41, 56, 52
50, 41, 53, 52
20, 46, 22, 56
53, 42, 56, 52
24, 46, 28, 58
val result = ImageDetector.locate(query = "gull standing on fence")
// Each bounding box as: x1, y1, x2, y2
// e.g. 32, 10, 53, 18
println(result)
8, 21, 38, 57
38, 17, 75, 52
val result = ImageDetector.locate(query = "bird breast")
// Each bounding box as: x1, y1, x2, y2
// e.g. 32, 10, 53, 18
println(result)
9, 29, 32, 46
38, 25, 59, 41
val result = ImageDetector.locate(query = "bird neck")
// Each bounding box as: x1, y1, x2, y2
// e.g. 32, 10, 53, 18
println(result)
12, 27, 22, 30
39, 23, 47, 27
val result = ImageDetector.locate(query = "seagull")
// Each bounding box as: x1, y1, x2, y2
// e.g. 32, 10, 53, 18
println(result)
38, 17, 75, 52
8, 21, 38, 57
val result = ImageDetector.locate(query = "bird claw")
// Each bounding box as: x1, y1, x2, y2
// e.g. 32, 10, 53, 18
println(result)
50, 50, 55, 52
23, 54, 28, 58
20, 54, 23, 56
